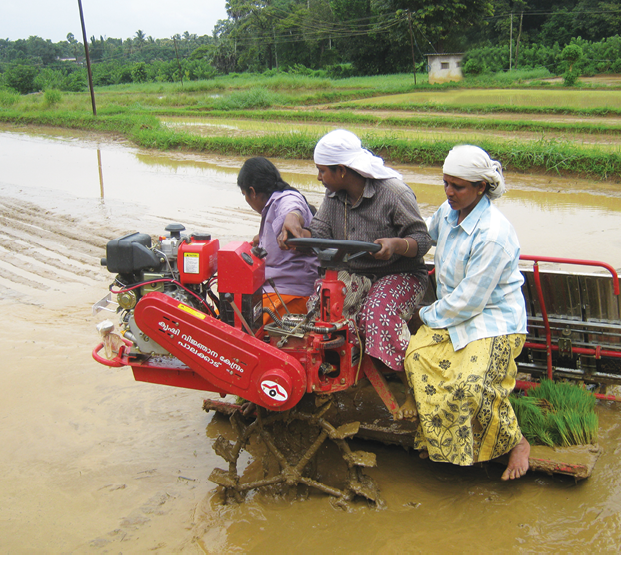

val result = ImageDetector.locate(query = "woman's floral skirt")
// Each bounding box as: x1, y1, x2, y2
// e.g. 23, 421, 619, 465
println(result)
307, 271, 427, 372
405, 326, 526, 465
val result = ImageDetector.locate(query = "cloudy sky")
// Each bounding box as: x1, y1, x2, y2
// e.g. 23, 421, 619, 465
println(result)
2, 0, 229, 43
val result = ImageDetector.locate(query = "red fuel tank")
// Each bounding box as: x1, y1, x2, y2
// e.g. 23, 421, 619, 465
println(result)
178, 235, 219, 285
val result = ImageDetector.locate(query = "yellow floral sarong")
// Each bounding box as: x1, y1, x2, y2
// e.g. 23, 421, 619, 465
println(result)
405, 326, 526, 466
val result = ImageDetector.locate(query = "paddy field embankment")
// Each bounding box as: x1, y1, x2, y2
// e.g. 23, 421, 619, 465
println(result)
3, 72, 621, 182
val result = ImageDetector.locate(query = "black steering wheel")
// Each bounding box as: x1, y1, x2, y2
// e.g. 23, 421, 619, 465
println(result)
287, 238, 381, 269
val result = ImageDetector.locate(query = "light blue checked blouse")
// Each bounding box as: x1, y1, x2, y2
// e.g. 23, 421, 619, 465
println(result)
420, 196, 527, 350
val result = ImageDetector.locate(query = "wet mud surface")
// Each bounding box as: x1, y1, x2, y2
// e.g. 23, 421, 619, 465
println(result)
1, 125, 621, 554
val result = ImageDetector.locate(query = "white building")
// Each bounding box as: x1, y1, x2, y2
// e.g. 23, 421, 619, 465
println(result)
426, 53, 464, 84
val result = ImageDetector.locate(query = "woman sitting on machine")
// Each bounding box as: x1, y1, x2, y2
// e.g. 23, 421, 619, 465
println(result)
237, 156, 320, 324
404, 144, 530, 481
278, 129, 432, 416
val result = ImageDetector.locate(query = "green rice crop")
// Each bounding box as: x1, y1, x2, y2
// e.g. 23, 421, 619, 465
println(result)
212, 87, 287, 110
335, 100, 621, 117
2, 109, 621, 180
510, 380, 599, 447
159, 108, 621, 137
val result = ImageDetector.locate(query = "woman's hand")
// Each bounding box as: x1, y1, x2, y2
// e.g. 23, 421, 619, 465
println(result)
277, 211, 311, 249
372, 237, 417, 260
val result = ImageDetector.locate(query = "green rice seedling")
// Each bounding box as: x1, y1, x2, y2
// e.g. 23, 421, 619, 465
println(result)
510, 395, 556, 447
581, 412, 599, 444
510, 380, 598, 447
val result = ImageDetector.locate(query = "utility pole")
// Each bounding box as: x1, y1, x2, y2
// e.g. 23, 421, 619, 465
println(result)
515, 11, 524, 69
407, 10, 417, 85
77, 0, 96, 116
173, 37, 184, 87
509, 13, 513, 72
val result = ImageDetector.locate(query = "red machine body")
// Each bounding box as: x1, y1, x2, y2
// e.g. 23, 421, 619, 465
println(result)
93, 236, 383, 411
132, 291, 306, 410
93, 227, 621, 416
217, 240, 265, 295
178, 236, 219, 285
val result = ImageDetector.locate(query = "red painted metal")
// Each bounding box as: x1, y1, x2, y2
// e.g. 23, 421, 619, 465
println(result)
177, 236, 219, 285
513, 255, 621, 401
523, 342, 621, 359
320, 269, 346, 322
134, 292, 307, 411
520, 255, 619, 295
362, 356, 400, 415
93, 245, 621, 415
217, 240, 264, 295
92, 340, 131, 368
519, 255, 620, 380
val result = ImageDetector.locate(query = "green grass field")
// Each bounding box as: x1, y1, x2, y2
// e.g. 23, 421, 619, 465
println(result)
2, 69, 621, 181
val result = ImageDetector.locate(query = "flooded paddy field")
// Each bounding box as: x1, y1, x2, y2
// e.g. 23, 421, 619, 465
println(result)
163, 114, 621, 151
348, 88, 621, 111
1, 125, 621, 555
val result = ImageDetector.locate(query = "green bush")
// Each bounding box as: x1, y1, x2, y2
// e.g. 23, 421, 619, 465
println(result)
0, 89, 20, 107
561, 43, 584, 71
463, 58, 484, 76
44, 89, 63, 106
64, 71, 87, 92
563, 70, 579, 86
212, 87, 285, 110
326, 63, 357, 79
131, 62, 148, 83
3, 64, 39, 94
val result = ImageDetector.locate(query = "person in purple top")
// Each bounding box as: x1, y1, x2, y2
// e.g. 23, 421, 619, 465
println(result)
237, 157, 320, 323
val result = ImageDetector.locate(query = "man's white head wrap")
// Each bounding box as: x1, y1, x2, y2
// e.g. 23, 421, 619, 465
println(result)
442, 145, 506, 200
314, 129, 402, 180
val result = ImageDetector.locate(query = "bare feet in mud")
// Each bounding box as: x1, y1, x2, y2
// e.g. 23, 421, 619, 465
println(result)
501, 436, 530, 481
394, 372, 417, 421
395, 391, 418, 420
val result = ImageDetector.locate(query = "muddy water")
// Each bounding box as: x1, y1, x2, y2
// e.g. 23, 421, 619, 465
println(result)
1, 125, 621, 555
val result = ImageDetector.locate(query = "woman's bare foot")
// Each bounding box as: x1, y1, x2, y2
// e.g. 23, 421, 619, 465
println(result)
501, 437, 530, 481
418, 449, 429, 459
394, 371, 417, 421
395, 391, 418, 420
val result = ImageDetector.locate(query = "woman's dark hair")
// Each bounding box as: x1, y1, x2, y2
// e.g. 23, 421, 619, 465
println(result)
237, 156, 316, 214
237, 157, 292, 196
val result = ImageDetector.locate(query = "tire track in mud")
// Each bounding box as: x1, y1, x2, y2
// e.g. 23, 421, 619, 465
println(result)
145, 205, 260, 243
0, 197, 126, 308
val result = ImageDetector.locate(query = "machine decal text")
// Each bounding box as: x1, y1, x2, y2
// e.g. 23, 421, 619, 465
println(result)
178, 333, 244, 373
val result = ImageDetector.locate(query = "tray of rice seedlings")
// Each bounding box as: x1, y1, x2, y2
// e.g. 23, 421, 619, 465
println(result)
510, 380, 598, 447
508, 380, 602, 479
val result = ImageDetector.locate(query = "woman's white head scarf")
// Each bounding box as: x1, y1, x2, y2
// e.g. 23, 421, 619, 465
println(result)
442, 145, 506, 200
314, 129, 402, 180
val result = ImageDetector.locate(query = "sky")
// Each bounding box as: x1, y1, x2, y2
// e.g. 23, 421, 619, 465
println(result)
2, 0, 229, 43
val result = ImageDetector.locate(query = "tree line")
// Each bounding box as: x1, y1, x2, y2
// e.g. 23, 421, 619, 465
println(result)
2, 0, 621, 93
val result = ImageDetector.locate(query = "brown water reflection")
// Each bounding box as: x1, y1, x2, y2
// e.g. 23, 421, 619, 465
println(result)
1, 125, 620, 555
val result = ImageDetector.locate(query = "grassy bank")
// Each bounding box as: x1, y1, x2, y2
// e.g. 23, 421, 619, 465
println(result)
159, 108, 621, 136
335, 100, 621, 117
2, 69, 621, 182
2, 109, 619, 181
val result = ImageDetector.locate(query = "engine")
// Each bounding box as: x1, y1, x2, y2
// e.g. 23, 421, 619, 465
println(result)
100, 223, 222, 356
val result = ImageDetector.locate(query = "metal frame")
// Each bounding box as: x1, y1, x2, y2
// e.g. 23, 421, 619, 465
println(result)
517, 255, 621, 400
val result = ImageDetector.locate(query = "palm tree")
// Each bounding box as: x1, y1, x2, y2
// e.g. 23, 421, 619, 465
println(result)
134, 29, 146, 51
